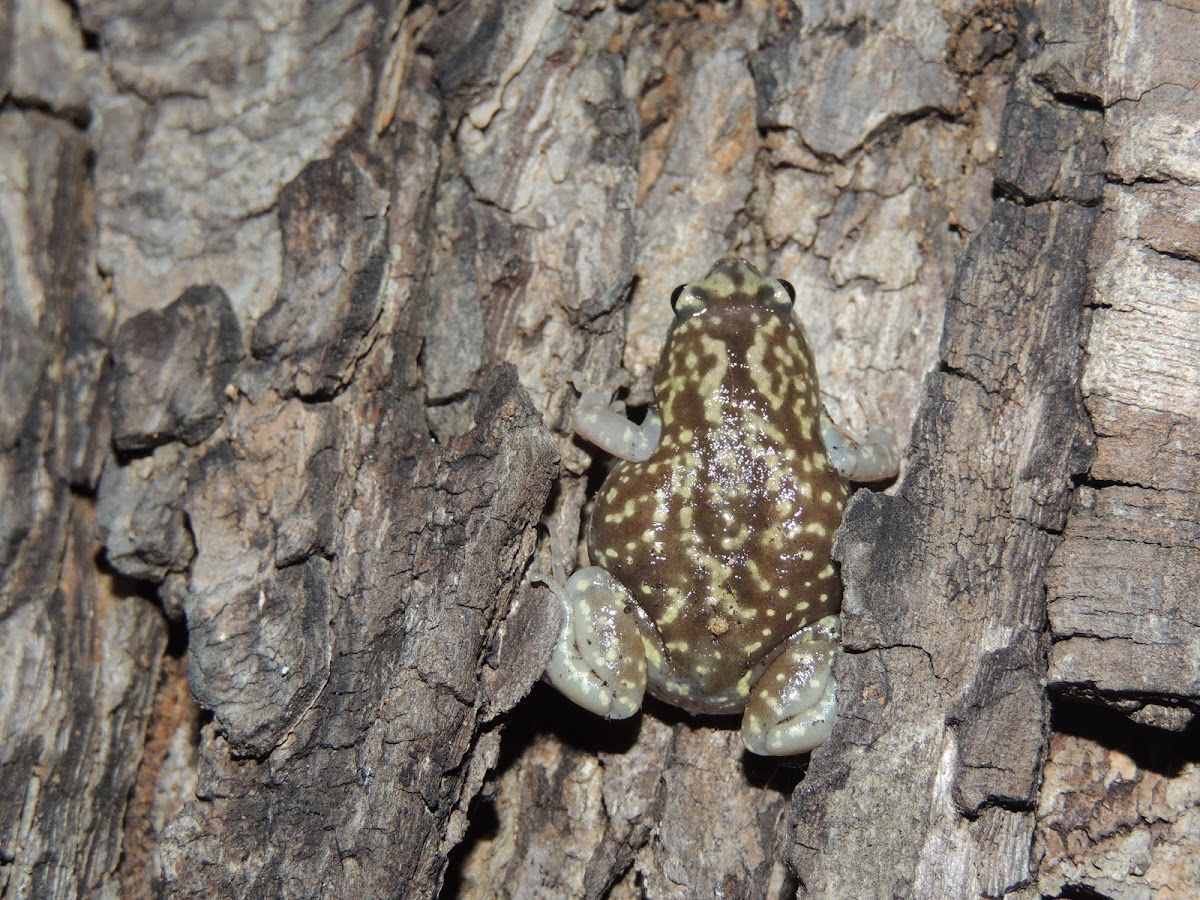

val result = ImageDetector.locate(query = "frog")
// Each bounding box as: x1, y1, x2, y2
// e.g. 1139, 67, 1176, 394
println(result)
544, 257, 899, 755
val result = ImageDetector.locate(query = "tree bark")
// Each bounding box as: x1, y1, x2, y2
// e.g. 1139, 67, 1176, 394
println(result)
1, 1, 1196, 898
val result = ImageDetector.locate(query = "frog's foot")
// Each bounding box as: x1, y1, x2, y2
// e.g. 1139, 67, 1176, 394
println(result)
741, 615, 841, 756
542, 566, 647, 719
571, 372, 662, 463
820, 414, 900, 483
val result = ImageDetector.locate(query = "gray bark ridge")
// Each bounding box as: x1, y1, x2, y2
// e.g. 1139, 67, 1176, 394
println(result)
158, 364, 558, 896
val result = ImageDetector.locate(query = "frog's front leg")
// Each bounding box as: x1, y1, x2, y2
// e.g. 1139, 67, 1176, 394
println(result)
741, 615, 841, 755
573, 376, 662, 462
543, 567, 648, 719
821, 413, 900, 483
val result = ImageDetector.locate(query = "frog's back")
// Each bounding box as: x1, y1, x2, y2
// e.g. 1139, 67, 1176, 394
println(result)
588, 299, 848, 712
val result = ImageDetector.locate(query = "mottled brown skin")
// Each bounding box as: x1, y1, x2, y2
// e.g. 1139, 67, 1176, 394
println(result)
587, 262, 849, 714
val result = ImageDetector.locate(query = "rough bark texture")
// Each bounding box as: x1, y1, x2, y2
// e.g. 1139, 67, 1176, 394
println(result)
1, 1, 1196, 899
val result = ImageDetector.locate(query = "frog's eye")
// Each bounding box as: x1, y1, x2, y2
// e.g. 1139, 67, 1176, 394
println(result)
670, 284, 707, 318
762, 279, 795, 311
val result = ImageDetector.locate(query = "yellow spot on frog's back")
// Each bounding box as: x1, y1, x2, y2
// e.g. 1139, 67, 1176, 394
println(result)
695, 336, 731, 421
736, 669, 754, 697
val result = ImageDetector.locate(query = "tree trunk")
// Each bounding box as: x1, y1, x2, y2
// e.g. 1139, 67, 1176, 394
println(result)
1, 1, 1196, 898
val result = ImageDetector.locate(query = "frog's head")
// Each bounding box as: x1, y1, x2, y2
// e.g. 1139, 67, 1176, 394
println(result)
669, 257, 795, 321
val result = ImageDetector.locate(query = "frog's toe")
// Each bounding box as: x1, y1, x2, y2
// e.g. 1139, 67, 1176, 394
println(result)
741, 637, 838, 755
544, 567, 647, 719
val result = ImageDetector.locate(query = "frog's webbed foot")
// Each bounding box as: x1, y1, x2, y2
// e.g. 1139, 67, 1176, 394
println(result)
571, 371, 661, 463
741, 615, 840, 756
542, 566, 648, 719
820, 413, 900, 483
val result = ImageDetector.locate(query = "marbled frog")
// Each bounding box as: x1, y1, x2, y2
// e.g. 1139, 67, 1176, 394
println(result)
546, 258, 898, 755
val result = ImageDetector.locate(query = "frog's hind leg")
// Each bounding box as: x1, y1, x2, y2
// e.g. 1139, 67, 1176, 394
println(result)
543, 567, 648, 719
741, 615, 840, 755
